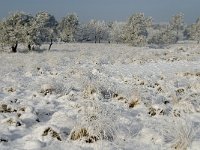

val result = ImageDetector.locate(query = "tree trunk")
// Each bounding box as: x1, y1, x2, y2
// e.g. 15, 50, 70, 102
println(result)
32, 46, 35, 50
95, 35, 97, 43
11, 41, 18, 53
98, 38, 100, 43
176, 30, 179, 41
198, 40, 200, 44
48, 39, 53, 50
28, 44, 31, 51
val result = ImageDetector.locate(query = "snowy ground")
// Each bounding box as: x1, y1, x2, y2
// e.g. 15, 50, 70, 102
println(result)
0, 43, 200, 150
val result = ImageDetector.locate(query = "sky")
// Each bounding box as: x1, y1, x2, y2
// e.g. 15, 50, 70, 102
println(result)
0, 0, 199, 23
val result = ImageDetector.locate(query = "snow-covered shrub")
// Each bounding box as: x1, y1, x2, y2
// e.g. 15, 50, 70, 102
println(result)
38, 79, 67, 96
70, 99, 117, 143
40, 84, 55, 95
124, 13, 152, 46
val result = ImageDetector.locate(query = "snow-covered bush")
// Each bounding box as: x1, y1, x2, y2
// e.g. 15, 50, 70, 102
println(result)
70, 99, 117, 143
39, 80, 67, 96
123, 13, 152, 46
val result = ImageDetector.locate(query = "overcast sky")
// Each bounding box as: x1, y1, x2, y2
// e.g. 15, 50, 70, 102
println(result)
0, 0, 199, 23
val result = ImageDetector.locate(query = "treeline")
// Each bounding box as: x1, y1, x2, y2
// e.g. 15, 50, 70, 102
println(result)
0, 12, 200, 52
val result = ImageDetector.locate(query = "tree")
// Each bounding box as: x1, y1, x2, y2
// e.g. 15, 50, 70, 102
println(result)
188, 18, 200, 44
124, 13, 152, 46
86, 20, 97, 42
58, 13, 79, 42
74, 24, 89, 42
1, 12, 33, 52
148, 25, 177, 46
109, 21, 125, 44
31, 12, 58, 50
0, 21, 5, 49
0, 11, 58, 52
85, 20, 109, 43
95, 20, 109, 43
170, 13, 184, 41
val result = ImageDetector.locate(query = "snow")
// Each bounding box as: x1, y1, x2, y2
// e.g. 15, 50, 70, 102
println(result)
0, 43, 200, 150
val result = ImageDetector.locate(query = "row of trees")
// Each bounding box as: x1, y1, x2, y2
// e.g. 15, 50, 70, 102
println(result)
0, 12, 200, 52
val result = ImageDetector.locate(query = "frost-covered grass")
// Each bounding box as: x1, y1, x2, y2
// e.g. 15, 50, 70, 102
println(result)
0, 43, 200, 150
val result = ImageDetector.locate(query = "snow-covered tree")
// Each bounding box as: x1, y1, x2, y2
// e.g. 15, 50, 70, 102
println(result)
188, 18, 200, 43
148, 25, 177, 46
149, 13, 184, 46
58, 13, 79, 42
96, 21, 109, 43
124, 13, 152, 46
74, 24, 89, 42
85, 20, 109, 43
170, 13, 184, 41
0, 11, 58, 52
0, 21, 5, 49
85, 20, 97, 42
1, 12, 33, 52
109, 21, 125, 44
31, 12, 58, 50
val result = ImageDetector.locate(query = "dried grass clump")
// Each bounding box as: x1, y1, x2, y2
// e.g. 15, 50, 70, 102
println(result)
129, 98, 140, 108
0, 103, 16, 113
70, 128, 89, 140
148, 106, 164, 117
39, 79, 67, 96
83, 85, 97, 99
6, 87, 16, 93
3, 118, 22, 126
70, 127, 98, 143
42, 127, 62, 141
40, 84, 55, 95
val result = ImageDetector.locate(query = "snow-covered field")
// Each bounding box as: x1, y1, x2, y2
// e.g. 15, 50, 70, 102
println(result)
0, 43, 200, 150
